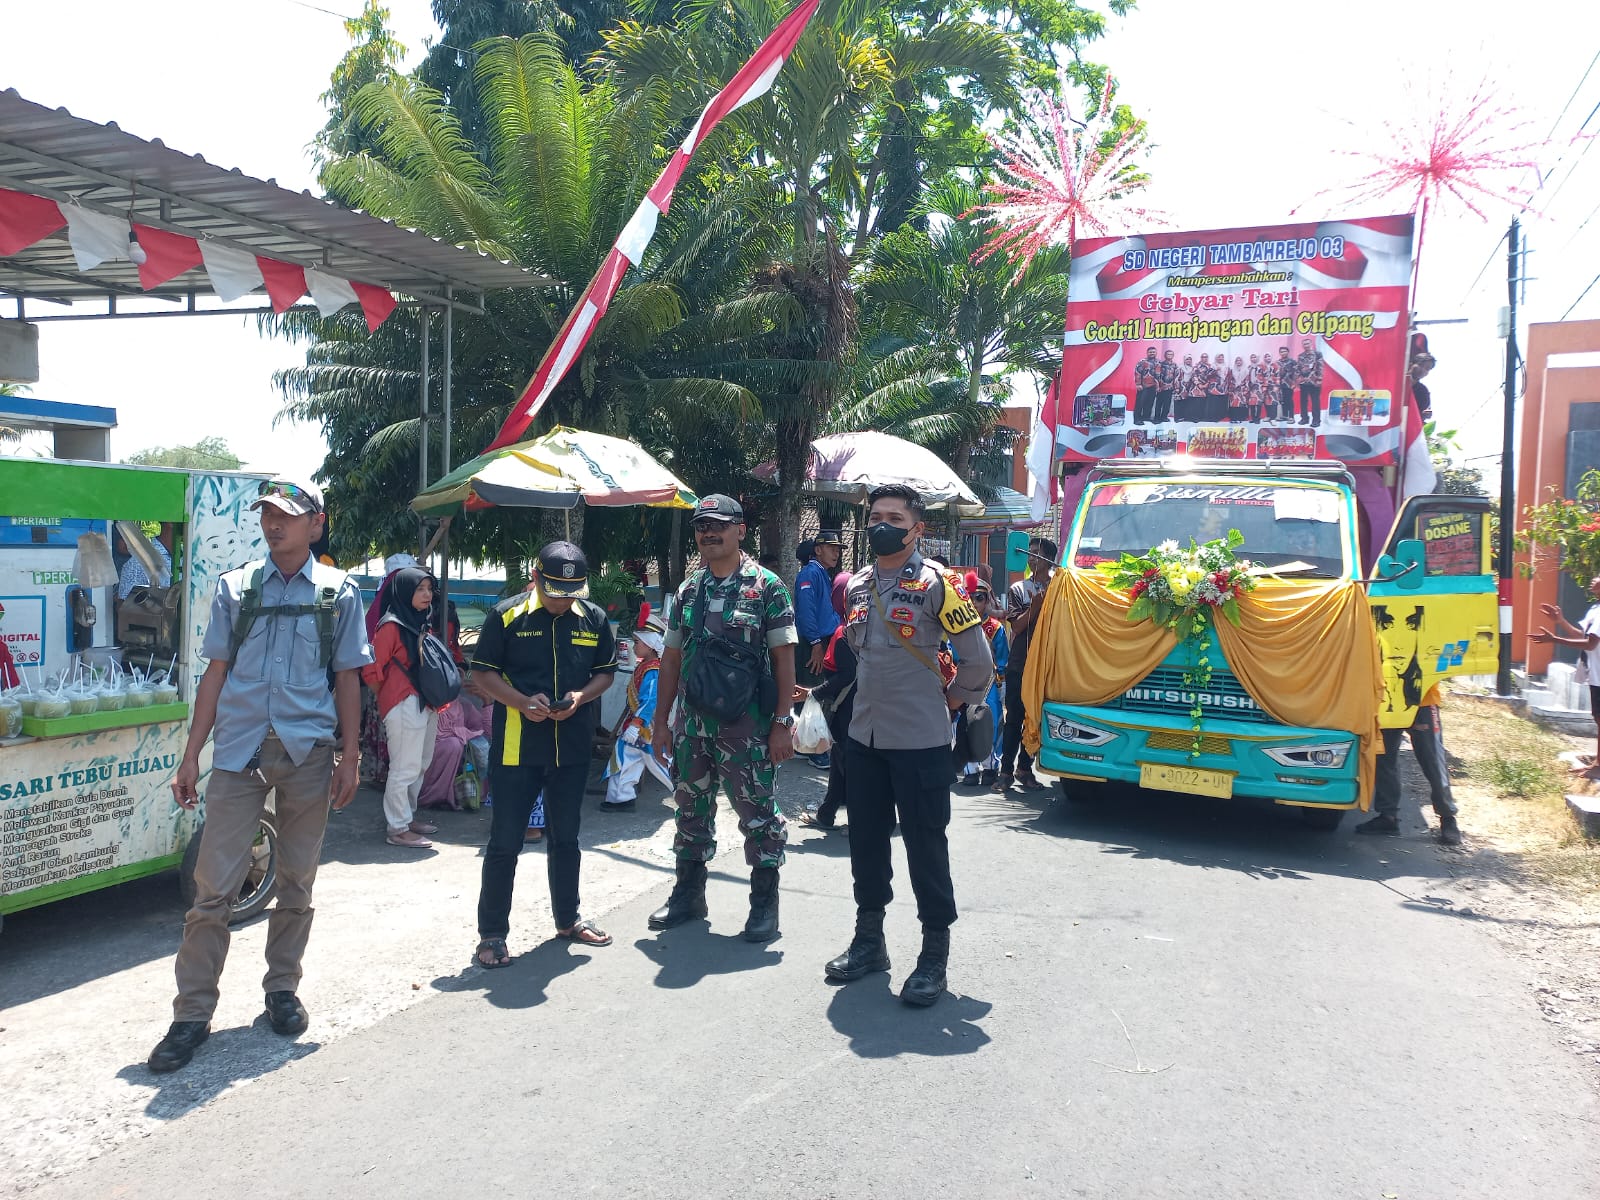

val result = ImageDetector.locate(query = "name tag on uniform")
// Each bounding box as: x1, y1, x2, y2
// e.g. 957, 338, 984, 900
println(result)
571, 632, 600, 647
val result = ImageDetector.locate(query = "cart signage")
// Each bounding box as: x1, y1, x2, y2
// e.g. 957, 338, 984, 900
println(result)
1055, 214, 1416, 465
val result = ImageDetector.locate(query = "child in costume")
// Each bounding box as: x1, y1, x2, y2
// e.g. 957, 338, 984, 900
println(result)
600, 607, 672, 812
960, 575, 1008, 787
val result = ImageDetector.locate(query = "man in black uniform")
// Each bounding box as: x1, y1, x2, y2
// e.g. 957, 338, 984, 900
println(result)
469, 541, 618, 966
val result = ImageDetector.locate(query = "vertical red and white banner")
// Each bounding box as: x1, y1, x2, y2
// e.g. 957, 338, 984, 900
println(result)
485, 0, 822, 452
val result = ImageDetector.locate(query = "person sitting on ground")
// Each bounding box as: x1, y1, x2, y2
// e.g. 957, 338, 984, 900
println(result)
1532, 574, 1600, 780
361, 566, 445, 849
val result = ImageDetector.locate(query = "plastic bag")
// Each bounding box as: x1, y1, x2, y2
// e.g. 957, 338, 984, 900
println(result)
794, 693, 832, 756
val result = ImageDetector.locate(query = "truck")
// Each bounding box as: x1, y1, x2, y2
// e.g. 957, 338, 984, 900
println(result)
1015, 457, 1497, 828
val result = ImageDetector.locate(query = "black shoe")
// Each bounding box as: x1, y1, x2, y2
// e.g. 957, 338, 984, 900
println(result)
148, 1021, 210, 1073
901, 927, 949, 1007
1437, 813, 1462, 845
825, 909, 891, 981
980, 769, 997, 787
599, 799, 636, 812
743, 867, 780, 942
648, 859, 709, 930
960, 773, 980, 787
1355, 814, 1400, 835
264, 991, 308, 1036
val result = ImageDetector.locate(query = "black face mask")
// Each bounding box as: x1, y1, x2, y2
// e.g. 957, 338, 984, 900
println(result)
867, 522, 912, 557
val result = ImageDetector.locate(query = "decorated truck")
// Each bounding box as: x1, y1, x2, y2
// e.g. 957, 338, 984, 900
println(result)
1014, 460, 1496, 827
1, 458, 278, 930
1015, 214, 1497, 827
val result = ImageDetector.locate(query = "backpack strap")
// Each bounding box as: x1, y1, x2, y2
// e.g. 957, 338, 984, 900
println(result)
224, 562, 266, 674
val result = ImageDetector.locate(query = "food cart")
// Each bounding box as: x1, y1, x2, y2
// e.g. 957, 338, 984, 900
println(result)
0, 458, 276, 931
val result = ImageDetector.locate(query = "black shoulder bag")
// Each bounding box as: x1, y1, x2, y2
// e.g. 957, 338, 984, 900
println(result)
681, 570, 768, 723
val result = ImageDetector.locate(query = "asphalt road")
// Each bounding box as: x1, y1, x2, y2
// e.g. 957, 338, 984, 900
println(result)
11, 765, 1600, 1200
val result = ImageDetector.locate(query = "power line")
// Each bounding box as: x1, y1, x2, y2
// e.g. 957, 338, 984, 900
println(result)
1560, 268, 1600, 320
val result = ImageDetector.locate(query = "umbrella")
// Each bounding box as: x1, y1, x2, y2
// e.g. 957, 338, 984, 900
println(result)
958, 486, 1046, 532
412, 426, 698, 516
758, 431, 986, 515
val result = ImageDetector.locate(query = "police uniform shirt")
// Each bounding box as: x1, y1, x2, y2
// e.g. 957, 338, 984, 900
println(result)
471, 592, 618, 768
844, 551, 993, 751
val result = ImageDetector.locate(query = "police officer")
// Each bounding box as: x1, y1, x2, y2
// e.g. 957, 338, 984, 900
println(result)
649, 494, 799, 942
825, 483, 993, 1007
469, 541, 619, 966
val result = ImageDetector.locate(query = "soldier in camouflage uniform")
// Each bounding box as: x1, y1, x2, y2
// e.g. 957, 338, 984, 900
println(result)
649, 494, 799, 942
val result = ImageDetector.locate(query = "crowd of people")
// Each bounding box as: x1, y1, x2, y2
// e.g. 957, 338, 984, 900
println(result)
143, 469, 1494, 1076
147, 474, 1068, 1074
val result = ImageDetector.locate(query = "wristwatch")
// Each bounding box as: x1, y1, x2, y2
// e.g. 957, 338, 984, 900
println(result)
772, 714, 796, 729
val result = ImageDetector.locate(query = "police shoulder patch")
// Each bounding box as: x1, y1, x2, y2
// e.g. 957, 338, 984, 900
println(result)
937, 570, 981, 635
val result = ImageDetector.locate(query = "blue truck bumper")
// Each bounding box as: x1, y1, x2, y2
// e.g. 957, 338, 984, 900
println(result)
1035, 701, 1360, 809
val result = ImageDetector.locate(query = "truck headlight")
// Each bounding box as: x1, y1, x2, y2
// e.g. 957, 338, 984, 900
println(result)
1045, 714, 1115, 746
1263, 742, 1351, 769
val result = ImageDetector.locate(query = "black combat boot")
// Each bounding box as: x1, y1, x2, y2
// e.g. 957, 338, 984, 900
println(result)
900, 926, 950, 1007
742, 867, 780, 942
824, 908, 890, 981
648, 859, 708, 930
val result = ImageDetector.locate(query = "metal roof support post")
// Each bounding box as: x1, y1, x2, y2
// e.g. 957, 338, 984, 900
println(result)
442, 289, 453, 475
418, 304, 431, 558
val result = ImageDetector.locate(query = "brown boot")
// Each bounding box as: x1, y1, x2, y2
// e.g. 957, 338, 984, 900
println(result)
1017, 769, 1045, 791
989, 773, 1013, 794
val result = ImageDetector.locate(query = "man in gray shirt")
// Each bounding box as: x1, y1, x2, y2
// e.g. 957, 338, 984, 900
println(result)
825, 483, 992, 1007
149, 479, 370, 1073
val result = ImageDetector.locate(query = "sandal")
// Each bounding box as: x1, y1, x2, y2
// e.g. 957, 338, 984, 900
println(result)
556, 919, 612, 947
474, 938, 512, 968
387, 830, 433, 848
798, 810, 836, 830
524, 827, 544, 843
409, 820, 439, 835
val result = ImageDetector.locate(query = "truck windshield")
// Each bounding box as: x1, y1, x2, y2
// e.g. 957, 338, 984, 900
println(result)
1072, 481, 1348, 577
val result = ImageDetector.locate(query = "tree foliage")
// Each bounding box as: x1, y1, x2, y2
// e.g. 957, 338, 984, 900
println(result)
124, 437, 243, 470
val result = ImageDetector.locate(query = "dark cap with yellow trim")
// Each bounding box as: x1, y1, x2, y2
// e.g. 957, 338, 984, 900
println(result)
535, 540, 589, 598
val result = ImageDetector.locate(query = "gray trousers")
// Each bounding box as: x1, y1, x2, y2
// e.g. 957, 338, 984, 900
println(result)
1372, 706, 1457, 818
172, 737, 335, 1021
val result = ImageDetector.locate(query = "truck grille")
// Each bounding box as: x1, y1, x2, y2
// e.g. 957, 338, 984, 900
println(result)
1114, 667, 1269, 723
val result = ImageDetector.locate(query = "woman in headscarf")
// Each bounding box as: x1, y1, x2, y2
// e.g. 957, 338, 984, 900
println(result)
359, 552, 420, 785
360, 566, 445, 850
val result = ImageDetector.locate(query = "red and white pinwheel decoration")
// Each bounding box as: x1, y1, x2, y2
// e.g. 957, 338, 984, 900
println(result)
972, 72, 1161, 270
1308, 75, 1550, 221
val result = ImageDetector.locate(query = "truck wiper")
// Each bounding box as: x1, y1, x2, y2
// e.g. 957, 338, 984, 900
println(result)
1252, 561, 1337, 577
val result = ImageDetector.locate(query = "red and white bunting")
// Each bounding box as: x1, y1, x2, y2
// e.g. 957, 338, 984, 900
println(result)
0, 186, 398, 331
485, 0, 821, 451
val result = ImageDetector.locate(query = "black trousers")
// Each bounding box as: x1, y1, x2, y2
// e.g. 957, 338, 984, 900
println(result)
479, 759, 589, 936
1372, 706, 1457, 818
1299, 383, 1321, 424
1277, 383, 1295, 419
816, 694, 854, 824
999, 669, 1034, 775
844, 737, 956, 930
1153, 389, 1174, 423
1133, 386, 1156, 424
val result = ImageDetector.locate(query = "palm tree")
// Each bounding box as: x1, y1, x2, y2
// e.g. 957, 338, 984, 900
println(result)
860, 174, 1070, 541
281, 33, 794, 565
604, 0, 1019, 558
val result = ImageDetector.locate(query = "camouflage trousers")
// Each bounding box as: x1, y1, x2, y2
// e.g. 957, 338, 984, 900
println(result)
671, 731, 787, 868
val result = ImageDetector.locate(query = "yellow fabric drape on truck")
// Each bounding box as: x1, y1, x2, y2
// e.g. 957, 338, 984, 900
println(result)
1022, 569, 1384, 807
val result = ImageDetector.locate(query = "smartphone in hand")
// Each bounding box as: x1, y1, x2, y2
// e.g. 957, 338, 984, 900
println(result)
548, 696, 575, 712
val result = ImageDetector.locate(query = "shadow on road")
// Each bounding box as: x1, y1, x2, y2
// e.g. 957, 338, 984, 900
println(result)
633, 931, 785, 989
430, 939, 591, 1009
826, 977, 993, 1058
115, 1026, 320, 1119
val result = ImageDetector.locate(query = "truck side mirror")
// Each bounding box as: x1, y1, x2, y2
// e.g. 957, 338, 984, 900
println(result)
1374, 539, 1425, 590
1005, 531, 1031, 574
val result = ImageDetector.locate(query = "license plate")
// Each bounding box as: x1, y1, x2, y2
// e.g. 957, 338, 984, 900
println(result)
1139, 762, 1234, 799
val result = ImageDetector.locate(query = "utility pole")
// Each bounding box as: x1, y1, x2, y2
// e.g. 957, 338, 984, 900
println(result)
1495, 218, 1521, 697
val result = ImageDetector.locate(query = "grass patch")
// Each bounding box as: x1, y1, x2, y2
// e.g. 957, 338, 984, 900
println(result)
1480, 755, 1556, 798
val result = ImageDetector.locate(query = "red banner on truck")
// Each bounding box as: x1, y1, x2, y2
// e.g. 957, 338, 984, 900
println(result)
1053, 214, 1416, 466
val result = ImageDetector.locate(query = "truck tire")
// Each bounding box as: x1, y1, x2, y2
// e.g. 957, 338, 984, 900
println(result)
1297, 806, 1346, 832
178, 815, 279, 924
1056, 778, 1096, 805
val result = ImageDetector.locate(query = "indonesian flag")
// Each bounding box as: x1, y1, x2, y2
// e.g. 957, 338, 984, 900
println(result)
1398, 389, 1437, 501
485, 0, 822, 452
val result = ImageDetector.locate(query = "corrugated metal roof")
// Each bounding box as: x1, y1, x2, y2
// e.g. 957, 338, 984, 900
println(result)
0, 89, 552, 311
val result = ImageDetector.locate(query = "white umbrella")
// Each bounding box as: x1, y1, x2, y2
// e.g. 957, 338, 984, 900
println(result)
761, 431, 986, 515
